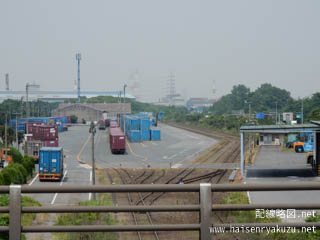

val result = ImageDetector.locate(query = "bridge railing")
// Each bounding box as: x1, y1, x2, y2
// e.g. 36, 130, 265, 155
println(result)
2, 183, 320, 239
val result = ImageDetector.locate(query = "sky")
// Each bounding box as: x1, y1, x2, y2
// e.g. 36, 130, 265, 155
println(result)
0, 0, 319, 102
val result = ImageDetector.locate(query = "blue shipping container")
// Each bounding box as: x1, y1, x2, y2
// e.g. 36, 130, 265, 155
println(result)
127, 118, 140, 130
128, 130, 141, 142
150, 129, 161, 141
140, 118, 150, 130
141, 130, 151, 141
39, 147, 64, 181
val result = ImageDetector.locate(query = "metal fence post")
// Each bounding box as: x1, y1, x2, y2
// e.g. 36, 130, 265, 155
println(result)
10, 185, 21, 240
200, 183, 212, 240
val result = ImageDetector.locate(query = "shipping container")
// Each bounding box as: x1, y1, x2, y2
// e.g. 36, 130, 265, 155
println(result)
105, 119, 110, 127
39, 147, 64, 181
43, 138, 59, 147
66, 116, 71, 124
39, 126, 58, 141
150, 129, 161, 141
109, 127, 126, 154
98, 120, 106, 130
110, 120, 119, 128
126, 117, 140, 130
141, 130, 151, 141
127, 130, 141, 143
24, 140, 43, 163
140, 118, 151, 130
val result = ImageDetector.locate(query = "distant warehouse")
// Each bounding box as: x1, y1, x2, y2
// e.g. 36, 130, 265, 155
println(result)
0, 90, 135, 102
52, 103, 131, 122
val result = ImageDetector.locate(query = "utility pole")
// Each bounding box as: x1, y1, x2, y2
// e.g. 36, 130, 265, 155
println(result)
26, 84, 30, 118
275, 102, 278, 125
4, 113, 8, 162
123, 84, 127, 135
89, 122, 96, 200
301, 98, 304, 124
245, 100, 252, 122
123, 84, 127, 103
76, 53, 81, 103
12, 112, 21, 150
20, 97, 24, 118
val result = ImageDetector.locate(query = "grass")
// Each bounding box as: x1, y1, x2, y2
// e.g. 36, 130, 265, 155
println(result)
53, 170, 117, 240
53, 195, 116, 240
218, 192, 320, 240
0, 195, 41, 240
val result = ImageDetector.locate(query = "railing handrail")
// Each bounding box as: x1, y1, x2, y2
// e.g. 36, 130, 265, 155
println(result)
4, 183, 320, 239
1, 182, 320, 193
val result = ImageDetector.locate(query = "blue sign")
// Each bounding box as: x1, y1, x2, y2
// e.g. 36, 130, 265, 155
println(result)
256, 113, 265, 119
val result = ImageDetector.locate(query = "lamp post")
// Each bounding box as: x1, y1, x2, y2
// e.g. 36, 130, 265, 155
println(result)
245, 100, 252, 122
275, 102, 278, 125
123, 84, 127, 103
89, 122, 96, 200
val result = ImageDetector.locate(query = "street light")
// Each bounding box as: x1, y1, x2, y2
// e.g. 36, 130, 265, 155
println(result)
123, 84, 127, 103
89, 122, 96, 200
244, 100, 252, 122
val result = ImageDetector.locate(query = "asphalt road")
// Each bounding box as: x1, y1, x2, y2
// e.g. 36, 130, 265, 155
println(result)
27, 123, 217, 206
246, 145, 319, 222
79, 123, 217, 168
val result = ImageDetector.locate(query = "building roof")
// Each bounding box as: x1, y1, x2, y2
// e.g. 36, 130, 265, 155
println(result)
240, 124, 320, 133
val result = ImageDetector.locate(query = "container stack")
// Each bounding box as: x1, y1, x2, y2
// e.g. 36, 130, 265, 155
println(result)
10, 116, 69, 133
122, 113, 161, 143
25, 124, 59, 147
10, 116, 71, 162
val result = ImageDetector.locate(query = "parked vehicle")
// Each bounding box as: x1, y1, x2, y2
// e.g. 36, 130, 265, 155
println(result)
0, 148, 13, 167
39, 147, 64, 181
98, 120, 106, 130
293, 134, 314, 153
307, 152, 314, 164
110, 120, 119, 128
109, 127, 126, 154
105, 119, 110, 127
24, 140, 43, 163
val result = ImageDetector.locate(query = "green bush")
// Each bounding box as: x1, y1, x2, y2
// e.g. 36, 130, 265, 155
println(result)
22, 156, 35, 177
0, 168, 14, 185
0, 174, 4, 185
5, 164, 24, 184
8, 147, 23, 164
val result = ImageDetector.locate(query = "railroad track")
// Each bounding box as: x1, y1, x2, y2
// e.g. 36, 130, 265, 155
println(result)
112, 168, 160, 240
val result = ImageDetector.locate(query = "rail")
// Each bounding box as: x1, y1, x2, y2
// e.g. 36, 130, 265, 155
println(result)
3, 183, 320, 239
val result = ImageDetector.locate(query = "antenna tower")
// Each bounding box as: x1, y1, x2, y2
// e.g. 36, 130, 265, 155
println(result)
5, 74, 9, 91
76, 53, 81, 103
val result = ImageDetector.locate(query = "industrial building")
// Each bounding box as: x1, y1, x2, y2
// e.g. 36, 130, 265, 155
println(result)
52, 103, 131, 122
0, 90, 135, 103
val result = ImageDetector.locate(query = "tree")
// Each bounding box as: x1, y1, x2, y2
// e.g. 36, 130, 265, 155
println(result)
308, 109, 320, 121
70, 115, 78, 123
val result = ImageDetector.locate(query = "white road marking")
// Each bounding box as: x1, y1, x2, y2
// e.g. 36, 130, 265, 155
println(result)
197, 141, 204, 145
51, 193, 58, 205
51, 170, 68, 205
244, 181, 252, 204
163, 156, 168, 159
79, 164, 92, 169
151, 142, 157, 146
28, 173, 39, 186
